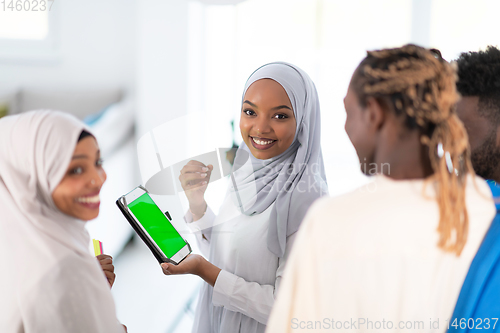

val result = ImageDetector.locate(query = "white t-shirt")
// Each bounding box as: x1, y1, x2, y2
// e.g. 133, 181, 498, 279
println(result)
266, 174, 495, 333
185, 192, 297, 333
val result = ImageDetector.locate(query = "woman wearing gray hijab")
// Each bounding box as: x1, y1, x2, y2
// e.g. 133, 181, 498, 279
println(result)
162, 62, 328, 333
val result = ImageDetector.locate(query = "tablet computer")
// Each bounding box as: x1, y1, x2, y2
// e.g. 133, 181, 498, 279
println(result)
116, 185, 191, 265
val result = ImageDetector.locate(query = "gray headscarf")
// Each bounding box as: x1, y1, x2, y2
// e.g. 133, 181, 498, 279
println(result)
230, 62, 328, 257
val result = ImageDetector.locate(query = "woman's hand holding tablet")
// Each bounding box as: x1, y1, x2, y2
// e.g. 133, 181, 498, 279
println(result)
160, 254, 221, 287
116, 185, 191, 265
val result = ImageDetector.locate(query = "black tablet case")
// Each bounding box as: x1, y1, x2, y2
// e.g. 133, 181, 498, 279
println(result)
116, 185, 191, 265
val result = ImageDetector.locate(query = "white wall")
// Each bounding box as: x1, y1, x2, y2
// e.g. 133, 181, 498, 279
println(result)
0, 0, 139, 256
0, 0, 136, 90
135, 0, 189, 138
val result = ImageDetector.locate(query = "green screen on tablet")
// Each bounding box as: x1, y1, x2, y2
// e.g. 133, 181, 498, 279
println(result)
127, 193, 186, 258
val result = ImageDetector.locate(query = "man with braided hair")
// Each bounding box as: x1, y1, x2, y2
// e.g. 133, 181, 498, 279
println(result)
266, 45, 496, 333
449, 46, 500, 332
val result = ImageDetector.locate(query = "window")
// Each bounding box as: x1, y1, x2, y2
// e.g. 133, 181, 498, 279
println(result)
187, 0, 499, 197
429, 0, 500, 60
187, 0, 413, 196
0, 4, 49, 40
0, 0, 59, 62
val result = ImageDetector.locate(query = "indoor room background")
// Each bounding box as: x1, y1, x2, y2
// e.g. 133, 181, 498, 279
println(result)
1, 0, 498, 331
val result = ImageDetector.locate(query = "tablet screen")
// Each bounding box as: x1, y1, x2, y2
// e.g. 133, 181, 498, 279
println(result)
127, 193, 187, 258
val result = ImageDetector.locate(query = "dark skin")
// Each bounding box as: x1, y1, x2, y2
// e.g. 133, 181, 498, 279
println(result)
165, 79, 297, 286
456, 96, 500, 183
96, 254, 115, 287
343, 83, 433, 180
51, 136, 126, 331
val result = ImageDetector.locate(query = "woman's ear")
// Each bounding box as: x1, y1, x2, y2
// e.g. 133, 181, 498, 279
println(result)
364, 96, 386, 131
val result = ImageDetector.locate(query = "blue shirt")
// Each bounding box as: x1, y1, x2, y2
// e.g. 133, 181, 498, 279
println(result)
448, 180, 500, 332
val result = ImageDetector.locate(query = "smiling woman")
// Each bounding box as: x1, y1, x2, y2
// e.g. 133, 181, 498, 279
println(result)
52, 130, 107, 221
168, 62, 328, 333
0, 111, 125, 332
240, 78, 296, 160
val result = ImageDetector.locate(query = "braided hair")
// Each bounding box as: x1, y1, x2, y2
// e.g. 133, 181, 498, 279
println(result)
352, 44, 473, 256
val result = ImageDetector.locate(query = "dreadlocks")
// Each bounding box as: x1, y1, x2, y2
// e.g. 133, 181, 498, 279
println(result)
352, 44, 474, 256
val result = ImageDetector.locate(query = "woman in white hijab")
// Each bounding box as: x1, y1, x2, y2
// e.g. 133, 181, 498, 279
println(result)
0, 110, 126, 332
161, 62, 328, 333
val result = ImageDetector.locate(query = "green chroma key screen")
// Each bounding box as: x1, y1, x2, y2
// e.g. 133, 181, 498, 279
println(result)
128, 193, 186, 258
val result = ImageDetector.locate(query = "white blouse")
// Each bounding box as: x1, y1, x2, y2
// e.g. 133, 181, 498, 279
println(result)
185, 190, 297, 333
267, 174, 495, 333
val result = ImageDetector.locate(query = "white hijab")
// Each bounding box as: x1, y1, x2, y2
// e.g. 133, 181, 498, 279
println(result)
230, 62, 328, 257
0, 111, 123, 332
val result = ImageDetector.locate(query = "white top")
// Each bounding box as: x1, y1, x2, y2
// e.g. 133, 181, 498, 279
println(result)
185, 192, 296, 333
267, 174, 496, 333
0, 111, 124, 333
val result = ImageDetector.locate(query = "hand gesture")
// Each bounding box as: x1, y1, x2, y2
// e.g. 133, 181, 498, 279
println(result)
179, 160, 213, 215
97, 254, 115, 288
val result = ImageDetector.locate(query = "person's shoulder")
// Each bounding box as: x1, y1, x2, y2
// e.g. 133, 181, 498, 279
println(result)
466, 174, 496, 222
301, 175, 419, 239
301, 180, 379, 231
37, 249, 100, 284
309, 178, 385, 214
468, 174, 494, 198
